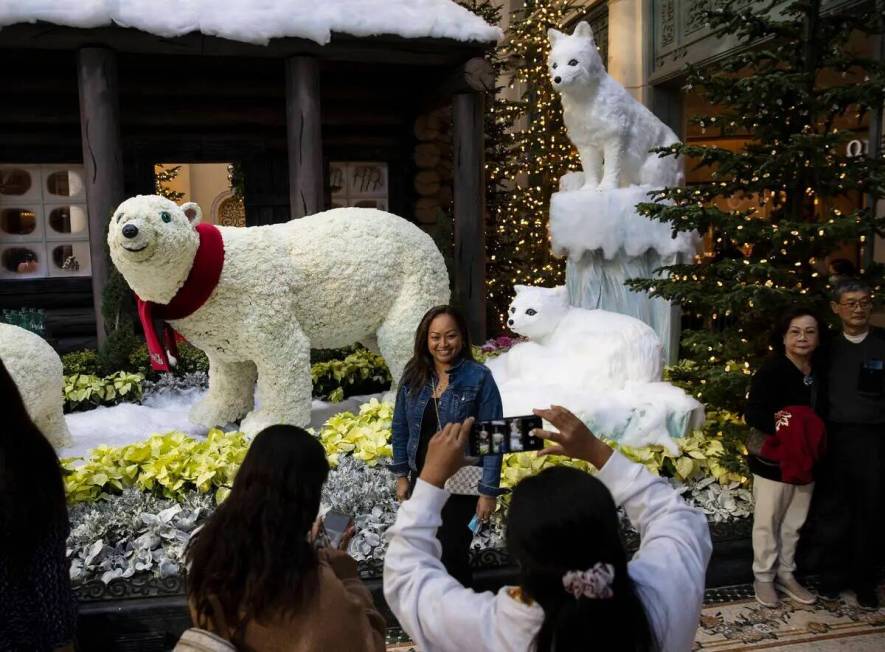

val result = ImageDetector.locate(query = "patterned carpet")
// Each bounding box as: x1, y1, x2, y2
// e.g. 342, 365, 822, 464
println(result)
385, 582, 885, 651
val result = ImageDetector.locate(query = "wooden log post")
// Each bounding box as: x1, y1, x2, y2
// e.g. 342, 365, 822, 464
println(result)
285, 56, 323, 218
77, 47, 125, 347
453, 91, 486, 343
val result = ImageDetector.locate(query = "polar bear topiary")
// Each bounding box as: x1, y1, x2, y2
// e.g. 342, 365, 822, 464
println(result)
0, 323, 72, 448
485, 285, 703, 453
108, 195, 449, 435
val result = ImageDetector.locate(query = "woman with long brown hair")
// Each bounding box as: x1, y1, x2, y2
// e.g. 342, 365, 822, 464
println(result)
185, 424, 385, 651
389, 305, 504, 586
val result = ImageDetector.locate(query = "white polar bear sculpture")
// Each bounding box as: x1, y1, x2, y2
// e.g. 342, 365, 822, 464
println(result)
485, 285, 703, 453
108, 195, 449, 435
548, 21, 683, 191
0, 323, 72, 448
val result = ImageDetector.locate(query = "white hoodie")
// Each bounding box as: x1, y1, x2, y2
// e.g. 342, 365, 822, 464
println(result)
383, 452, 712, 651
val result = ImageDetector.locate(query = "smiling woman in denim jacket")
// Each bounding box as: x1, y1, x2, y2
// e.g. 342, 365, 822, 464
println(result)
389, 305, 504, 586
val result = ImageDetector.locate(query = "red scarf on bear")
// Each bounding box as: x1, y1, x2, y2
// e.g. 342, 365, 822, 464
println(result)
135, 223, 224, 372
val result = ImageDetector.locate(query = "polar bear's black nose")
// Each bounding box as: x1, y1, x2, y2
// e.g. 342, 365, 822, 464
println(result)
554, 76, 561, 84
122, 224, 139, 239
508, 319, 514, 326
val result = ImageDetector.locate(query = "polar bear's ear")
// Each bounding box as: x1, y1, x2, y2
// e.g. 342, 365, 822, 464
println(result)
547, 28, 564, 45
180, 202, 202, 225
573, 21, 594, 40
513, 284, 531, 295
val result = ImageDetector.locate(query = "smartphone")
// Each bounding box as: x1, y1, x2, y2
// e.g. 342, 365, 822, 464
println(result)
323, 510, 354, 550
467, 514, 482, 535
469, 415, 543, 456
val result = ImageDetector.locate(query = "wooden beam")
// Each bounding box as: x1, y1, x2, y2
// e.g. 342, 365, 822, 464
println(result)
285, 56, 324, 217
78, 47, 125, 347
419, 57, 494, 111
453, 92, 486, 343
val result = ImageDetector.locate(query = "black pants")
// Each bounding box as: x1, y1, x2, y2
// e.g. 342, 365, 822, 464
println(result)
411, 475, 476, 587
814, 423, 885, 592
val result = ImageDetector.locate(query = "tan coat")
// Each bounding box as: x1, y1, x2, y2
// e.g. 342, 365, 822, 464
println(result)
189, 550, 386, 652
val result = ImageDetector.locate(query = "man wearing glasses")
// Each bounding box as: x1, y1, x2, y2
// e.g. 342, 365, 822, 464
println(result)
818, 280, 884, 609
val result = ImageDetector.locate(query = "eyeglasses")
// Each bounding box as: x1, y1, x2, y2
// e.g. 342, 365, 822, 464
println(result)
838, 299, 872, 310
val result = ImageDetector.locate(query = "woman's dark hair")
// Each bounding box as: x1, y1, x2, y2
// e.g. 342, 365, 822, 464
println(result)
400, 305, 475, 395
770, 306, 822, 354
0, 359, 67, 560
507, 467, 655, 652
186, 425, 329, 645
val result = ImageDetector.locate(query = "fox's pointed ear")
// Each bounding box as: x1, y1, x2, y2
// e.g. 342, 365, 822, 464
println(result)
513, 284, 531, 295
573, 21, 594, 39
547, 28, 564, 45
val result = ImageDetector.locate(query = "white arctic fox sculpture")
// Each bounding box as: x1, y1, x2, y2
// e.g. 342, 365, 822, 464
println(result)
486, 285, 703, 453
548, 21, 683, 190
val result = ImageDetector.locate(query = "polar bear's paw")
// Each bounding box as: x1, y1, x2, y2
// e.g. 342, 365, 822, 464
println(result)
189, 397, 245, 429
40, 412, 72, 449
239, 408, 310, 438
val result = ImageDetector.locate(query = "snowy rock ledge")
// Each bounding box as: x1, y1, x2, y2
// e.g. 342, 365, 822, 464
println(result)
0, 0, 502, 47
549, 186, 699, 262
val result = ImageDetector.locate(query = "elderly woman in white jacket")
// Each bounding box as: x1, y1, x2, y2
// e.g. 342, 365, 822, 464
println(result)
383, 406, 712, 652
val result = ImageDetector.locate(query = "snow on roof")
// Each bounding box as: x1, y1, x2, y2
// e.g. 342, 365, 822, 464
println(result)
0, 0, 502, 47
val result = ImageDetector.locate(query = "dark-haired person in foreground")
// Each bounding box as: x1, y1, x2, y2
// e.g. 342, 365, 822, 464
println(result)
384, 406, 711, 652
0, 359, 77, 652
185, 425, 385, 651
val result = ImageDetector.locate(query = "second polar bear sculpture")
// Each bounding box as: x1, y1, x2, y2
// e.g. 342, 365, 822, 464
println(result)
548, 21, 682, 191
108, 195, 449, 435
0, 323, 72, 448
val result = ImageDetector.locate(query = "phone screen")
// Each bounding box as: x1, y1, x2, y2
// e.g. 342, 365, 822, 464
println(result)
469, 416, 543, 456
323, 511, 353, 549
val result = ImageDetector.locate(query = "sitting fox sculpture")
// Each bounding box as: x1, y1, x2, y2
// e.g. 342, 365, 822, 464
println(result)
548, 21, 683, 191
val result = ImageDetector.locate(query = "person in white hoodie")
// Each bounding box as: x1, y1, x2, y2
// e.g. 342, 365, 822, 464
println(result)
383, 406, 711, 652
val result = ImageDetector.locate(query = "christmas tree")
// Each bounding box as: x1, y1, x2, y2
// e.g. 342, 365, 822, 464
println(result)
483, 0, 584, 332
627, 0, 885, 414
155, 164, 185, 202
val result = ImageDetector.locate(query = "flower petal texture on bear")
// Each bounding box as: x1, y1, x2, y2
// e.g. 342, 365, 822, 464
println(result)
108, 195, 450, 435
0, 323, 72, 448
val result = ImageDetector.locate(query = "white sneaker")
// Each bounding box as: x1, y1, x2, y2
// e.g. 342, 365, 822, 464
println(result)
754, 580, 779, 607
776, 574, 817, 605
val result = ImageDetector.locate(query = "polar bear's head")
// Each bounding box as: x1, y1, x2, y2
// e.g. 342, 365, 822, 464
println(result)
108, 195, 203, 304
507, 285, 569, 342
547, 21, 605, 92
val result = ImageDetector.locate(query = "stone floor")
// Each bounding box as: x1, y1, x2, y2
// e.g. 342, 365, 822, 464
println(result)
385, 581, 885, 651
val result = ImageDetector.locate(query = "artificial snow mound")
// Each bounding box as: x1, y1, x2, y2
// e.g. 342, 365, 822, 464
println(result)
486, 286, 703, 453
108, 195, 449, 436
549, 186, 699, 261
0, 323, 72, 448
0, 0, 502, 46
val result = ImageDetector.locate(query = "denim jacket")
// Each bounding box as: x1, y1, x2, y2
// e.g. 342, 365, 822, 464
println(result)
390, 358, 504, 496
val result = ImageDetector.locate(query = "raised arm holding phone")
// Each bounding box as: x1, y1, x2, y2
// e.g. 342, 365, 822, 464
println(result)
384, 405, 712, 652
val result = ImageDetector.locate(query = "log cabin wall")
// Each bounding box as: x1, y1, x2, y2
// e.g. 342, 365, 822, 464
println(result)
0, 39, 480, 349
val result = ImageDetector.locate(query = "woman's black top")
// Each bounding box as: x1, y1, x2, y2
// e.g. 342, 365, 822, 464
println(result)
414, 398, 438, 474
744, 354, 820, 481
